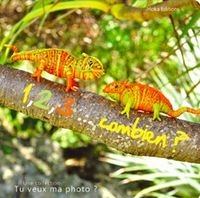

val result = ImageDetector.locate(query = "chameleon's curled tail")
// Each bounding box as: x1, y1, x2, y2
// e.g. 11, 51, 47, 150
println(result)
168, 107, 200, 118
4, 44, 18, 53
4, 44, 32, 61
4, 44, 21, 61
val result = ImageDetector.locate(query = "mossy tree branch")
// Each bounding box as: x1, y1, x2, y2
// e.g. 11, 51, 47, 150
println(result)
111, 0, 200, 21
0, 65, 200, 164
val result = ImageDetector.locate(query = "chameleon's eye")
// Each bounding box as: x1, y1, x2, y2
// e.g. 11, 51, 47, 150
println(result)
114, 84, 119, 89
88, 60, 93, 66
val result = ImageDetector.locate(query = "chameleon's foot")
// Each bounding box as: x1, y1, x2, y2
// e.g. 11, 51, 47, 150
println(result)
71, 80, 79, 88
152, 114, 161, 121
65, 86, 78, 92
31, 73, 41, 82
120, 109, 130, 118
65, 87, 70, 92
65, 78, 79, 92
153, 103, 162, 121
31, 67, 43, 82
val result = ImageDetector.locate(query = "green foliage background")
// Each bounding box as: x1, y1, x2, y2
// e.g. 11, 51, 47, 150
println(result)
0, 0, 200, 197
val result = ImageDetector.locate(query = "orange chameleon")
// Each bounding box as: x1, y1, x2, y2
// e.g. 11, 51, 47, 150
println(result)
5, 45, 104, 92
103, 80, 200, 121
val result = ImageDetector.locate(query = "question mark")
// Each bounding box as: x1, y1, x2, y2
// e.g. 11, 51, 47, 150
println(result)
172, 130, 190, 153
94, 185, 97, 192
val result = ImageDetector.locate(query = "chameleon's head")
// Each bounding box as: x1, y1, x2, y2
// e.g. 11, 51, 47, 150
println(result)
103, 80, 129, 94
79, 53, 104, 80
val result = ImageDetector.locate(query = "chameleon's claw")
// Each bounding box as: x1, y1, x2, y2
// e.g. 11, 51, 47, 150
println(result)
31, 73, 41, 82
120, 109, 129, 118
65, 86, 78, 92
153, 114, 161, 121
31, 66, 43, 82
153, 104, 162, 121
65, 78, 79, 92
71, 86, 79, 92
65, 87, 70, 92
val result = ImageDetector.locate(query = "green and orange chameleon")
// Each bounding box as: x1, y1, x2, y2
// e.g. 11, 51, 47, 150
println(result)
5, 44, 104, 92
103, 80, 200, 121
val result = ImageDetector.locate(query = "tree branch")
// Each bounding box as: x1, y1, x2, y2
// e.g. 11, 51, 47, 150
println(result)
111, 0, 200, 21
0, 65, 199, 164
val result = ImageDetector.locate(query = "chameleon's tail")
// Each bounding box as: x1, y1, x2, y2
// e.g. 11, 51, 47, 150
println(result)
4, 44, 18, 53
4, 44, 31, 61
168, 107, 200, 118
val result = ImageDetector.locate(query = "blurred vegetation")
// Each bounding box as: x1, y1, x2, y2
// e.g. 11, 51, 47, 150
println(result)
0, 0, 199, 197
